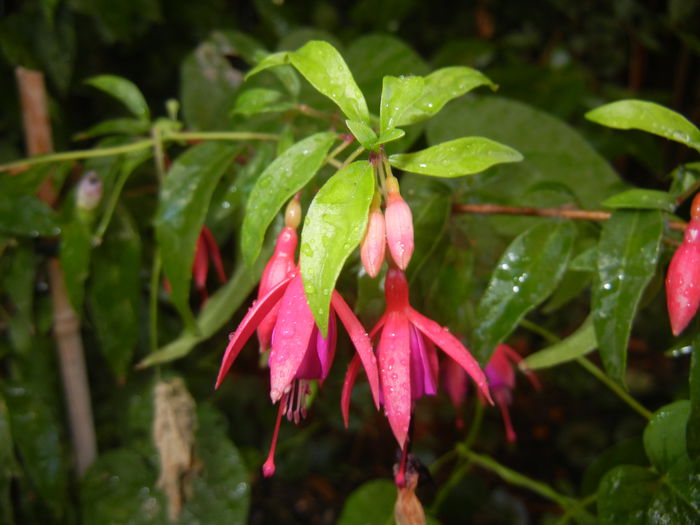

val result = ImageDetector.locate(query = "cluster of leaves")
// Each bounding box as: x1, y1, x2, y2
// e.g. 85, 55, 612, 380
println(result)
1, 2, 700, 524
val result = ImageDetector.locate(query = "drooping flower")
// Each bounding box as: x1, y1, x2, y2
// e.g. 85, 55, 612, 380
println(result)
215, 270, 380, 476
666, 194, 700, 336
384, 175, 414, 270
444, 344, 539, 442
342, 267, 492, 449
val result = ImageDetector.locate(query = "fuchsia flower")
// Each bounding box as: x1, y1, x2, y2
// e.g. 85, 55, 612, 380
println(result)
342, 267, 493, 450
384, 176, 414, 271
360, 194, 386, 278
666, 194, 700, 336
215, 226, 380, 476
192, 226, 227, 303
444, 344, 539, 442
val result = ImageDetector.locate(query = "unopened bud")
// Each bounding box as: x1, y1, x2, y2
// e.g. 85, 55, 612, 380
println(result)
666, 219, 700, 335
285, 195, 302, 229
394, 464, 425, 525
360, 196, 386, 277
76, 171, 103, 211
385, 177, 414, 270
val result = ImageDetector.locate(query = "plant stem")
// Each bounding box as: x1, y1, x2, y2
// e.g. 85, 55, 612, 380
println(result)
553, 493, 598, 525
452, 203, 687, 232
93, 165, 133, 243
169, 131, 279, 142
576, 356, 653, 420
339, 145, 365, 170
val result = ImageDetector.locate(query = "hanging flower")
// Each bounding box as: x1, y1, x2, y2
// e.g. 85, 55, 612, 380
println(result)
384, 175, 414, 270
342, 267, 492, 449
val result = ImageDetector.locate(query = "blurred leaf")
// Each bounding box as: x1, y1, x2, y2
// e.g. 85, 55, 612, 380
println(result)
0, 182, 59, 236
155, 142, 238, 326
569, 246, 597, 272
396, 67, 496, 127
586, 100, 700, 153
241, 132, 336, 265
345, 119, 377, 149
0, 394, 17, 524
86, 74, 151, 121
232, 88, 294, 116
35, 11, 76, 93
670, 162, 700, 201
592, 210, 662, 384
300, 161, 374, 335
180, 42, 242, 130
602, 189, 675, 212
689, 336, 700, 461
289, 40, 370, 124
60, 217, 92, 313
88, 209, 141, 380
75, 118, 151, 140
389, 137, 522, 177
473, 221, 576, 362
337, 479, 395, 525
582, 437, 646, 496
524, 316, 597, 370
380, 75, 424, 133
597, 463, 700, 524
2, 242, 37, 354
644, 400, 691, 473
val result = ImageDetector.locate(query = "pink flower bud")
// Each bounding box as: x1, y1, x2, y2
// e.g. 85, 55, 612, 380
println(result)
385, 178, 414, 270
76, 171, 102, 211
666, 219, 700, 336
360, 206, 386, 278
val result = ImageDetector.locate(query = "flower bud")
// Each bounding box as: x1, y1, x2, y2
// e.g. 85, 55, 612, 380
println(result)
284, 194, 302, 230
393, 462, 425, 525
360, 195, 386, 278
385, 176, 414, 270
666, 219, 700, 335
76, 171, 103, 211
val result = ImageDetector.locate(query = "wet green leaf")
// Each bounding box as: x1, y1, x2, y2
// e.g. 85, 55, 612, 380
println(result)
602, 189, 675, 212
289, 40, 370, 124
689, 336, 700, 461
597, 463, 700, 524
524, 316, 597, 370
86, 75, 150, 121
232, 88, 294, 116
582, 438, 646, 496
300, 161, 374, 335
644, 400, 690, 473
337, 479, 395, 525
592, 210, 663, 384
373, 128, 406, 147
569, 246, 598, 272
2, 242, 37, 354
380, 75, 424, 133
241, 132, 336, 265
88, 209, 141, 380
345, 120, 377, 149
586, 100, 700, 153
60, 217, 92, 313
389, 137, 522, 177
155, 142, 238, 326
396, 66, 496, 127
0, 191, 59, 236
473, 221, 577, 362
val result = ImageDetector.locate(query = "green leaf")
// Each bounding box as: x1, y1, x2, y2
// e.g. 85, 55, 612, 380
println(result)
74, 118, 150, 140
380, 75, 425, 133
586, 100, 700, 153
524, 316, 597, 370
60, 218, 93, 313
241, 132, 336, 265
602, 189, 676, 212
592, 210, 663, 384
289, 40, 370, 124
337, 479, 395, 525
0, 189, 59, 237
473, 221, 577, 362
300, 161, 374, 335
155, 142, 238, 326
138, 238, 272, 368
2, 242, 37, 354
569, 246, 598, 272
345, 119, 377, 149
644, 400, 691, 473
396, 66, 496, 127
245, 51, 289, 79
689, 336, 700, 460
582, 438, 647, 496
86, 75, 150, 121
597, 463, 700, 524
0, 394, 17, 524
374, 128, 405, 147
389, 137, 522, 177
232, 88, 294, 116
88, 209, 141, 380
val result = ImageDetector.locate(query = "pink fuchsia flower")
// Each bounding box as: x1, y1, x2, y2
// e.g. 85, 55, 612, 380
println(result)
666, 198, 700, 336
256, 197, 302, 352
360, 193, 386, 278
444, 344, 540, 442
342, 267, 492, 449
384, 176, 414, 270
192, 226, 227, 303
215, 271, 380, 476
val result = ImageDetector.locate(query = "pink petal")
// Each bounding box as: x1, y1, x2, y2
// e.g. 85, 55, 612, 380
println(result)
215, 275, 293, 389
666, 227, 700, 335
499, 344, 542, 390
486, 347, 516, 390
369, 312, 388, 339
385, 193, 414, 270
341, 354, 361, 428
269, 274, 316, 402
193, 233, 209, 292
407, 308, 493, 405
442, 356, 468, 410
201, 226, 227, 283
495, 389, 516, 442
331, 291, 381, 409
378, 311, 412, 448
360, 208, 386, 278
295, 313, 336, 380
